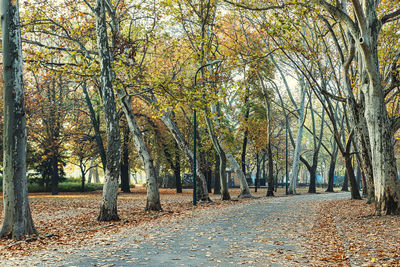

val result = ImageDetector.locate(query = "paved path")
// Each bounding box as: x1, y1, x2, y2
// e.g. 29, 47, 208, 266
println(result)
2, 192, 349, 267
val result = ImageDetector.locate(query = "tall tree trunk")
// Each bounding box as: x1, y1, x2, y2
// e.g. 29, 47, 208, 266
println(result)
205, 104, 251, 198
213, 152, 221, 194
241, 86, 250, 176
80, 161, 85, 193
82, 83, 107, 172
0, 0, 36, 238
88, 158, 95, 184
342, 171, 349, 192
157, 111, 209, 201
344, 154, 361, 200
308, 165, 317, 194
262, 152, 266, 186
120, 95, 161, 211
206, 165, 212, 193
356, 165, 362, 192
174, 147, 182, 193
326, 143, 338, 192
51, 156, 59, 195
120, 125, 131, 193
95, 0, 121, 221
94, 168, 100, 183
266, 143, 274, 196
255, 153, 260, 193
289, 89, 306, 194
204, 113, 230, 200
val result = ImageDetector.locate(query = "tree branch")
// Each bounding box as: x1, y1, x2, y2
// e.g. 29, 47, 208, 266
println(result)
381, 8, 400, 24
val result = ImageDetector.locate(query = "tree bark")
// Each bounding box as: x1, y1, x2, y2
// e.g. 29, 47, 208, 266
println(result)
344, 154, 361, 200
213, 152, 221, 194
341, 171, 349, 192
120, 125, 131, 193
0, 0, 37, 238
157, 110, 209, 201
80, 161, 86, 192
326, 144, 337, 192
255, 153, 260, 193
289, 89, 306, 194
204, 112, 230, 200
266, 143, 274, 196
241, 86, 250, 176
174, 146, 182, 193
120, 95, 161, 211
95, 0, 121, 221
82, 83, 107, 172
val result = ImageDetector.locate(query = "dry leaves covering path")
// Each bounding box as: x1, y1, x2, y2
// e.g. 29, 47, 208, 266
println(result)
1, 191, 355, 266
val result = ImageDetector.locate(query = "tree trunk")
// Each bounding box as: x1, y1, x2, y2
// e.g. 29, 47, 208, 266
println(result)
341, 171, 349, 192
326, 144, 338, 192
356, 165, 361, 192
174, 148, 182, 193
82, 83, 107, 172
94, 168, 100, 183
289, 89, 306, 194
51, 156, 59, 195
157, 111, 209, 201
226, 152, 252, 198
344, 154, 361, 200
120, 125, 131, 193
349, 97, 375, 204
266, 143, 274, 196
308, 165, 317, 194
241, 86, 250, 176
80, 163, 85, 193
0, 0, 37, 239
95, 0, 121, 221
120, 95, 161, 211
214, 152, 221, 194
88, 158, 94, 184
204, 113, 230, 200
255, 153, 260, 193
365, 91, 400, 214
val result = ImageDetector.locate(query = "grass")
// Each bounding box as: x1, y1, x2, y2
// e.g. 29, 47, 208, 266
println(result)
0, 182, 103, 193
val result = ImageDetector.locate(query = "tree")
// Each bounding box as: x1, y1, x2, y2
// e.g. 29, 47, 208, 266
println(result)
0, 0, 36, 238
94, 0, 121, 221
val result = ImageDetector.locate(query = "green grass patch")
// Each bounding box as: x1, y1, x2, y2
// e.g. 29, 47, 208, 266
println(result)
0, 182, 103, 193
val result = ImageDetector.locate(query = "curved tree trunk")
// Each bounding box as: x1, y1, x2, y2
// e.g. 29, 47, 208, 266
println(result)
95, 0, 121, 221
158, 112, 209, 201
120, 96, 161, 211
0, 0, 36, 239
204, 112, 230, 200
